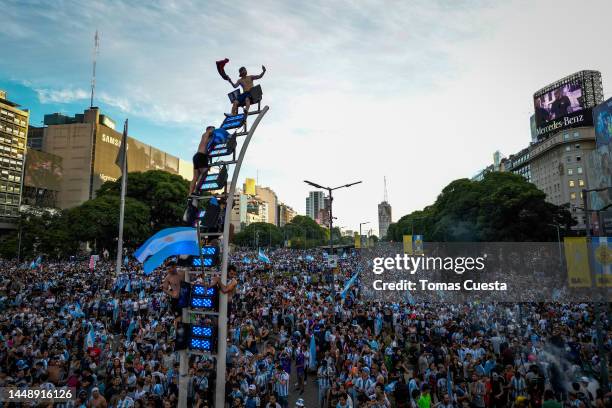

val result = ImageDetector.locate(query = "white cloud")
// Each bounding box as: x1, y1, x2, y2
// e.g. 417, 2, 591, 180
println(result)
1, 0, 611, 234
36, 87, 89, 104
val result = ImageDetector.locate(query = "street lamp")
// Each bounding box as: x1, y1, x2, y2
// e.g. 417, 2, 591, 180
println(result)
304, 179, 362, 293
359, 222, 370, 247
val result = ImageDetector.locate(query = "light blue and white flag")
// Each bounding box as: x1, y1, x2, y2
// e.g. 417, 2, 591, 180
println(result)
112, 299, 119, 322
309, 335, 317, 368
125, 280, 132, 293
126, 319, 136, 341
242, 257, 251, 264
305, 255, 314, 262
406, 290, 416, 305
258, 249, 271, 264
139, 289, 145, 300
84, 323, 95, 350
341, 271, 360, 299
134, 227, 199, 271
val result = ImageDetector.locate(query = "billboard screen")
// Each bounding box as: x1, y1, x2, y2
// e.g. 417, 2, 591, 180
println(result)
587, 97, 612, 211
534, 82, 584, 126
24, 149, 63, 191
533, 81, 593, 139
128, 138, 151, 171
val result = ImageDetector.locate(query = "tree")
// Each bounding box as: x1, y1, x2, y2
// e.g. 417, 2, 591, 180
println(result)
97, 170, 189, 231
283, 215, 328, 248
233, 222, 283, 247
387, 172, 575, 242
65, 195, 151, 253
0, 209, 80, 260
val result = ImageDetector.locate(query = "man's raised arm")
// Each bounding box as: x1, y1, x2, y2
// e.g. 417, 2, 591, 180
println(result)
251, 65, 266, 80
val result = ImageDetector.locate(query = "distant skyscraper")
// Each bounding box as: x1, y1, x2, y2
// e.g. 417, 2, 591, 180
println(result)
305, 191, 325, 220
378, 177, 392, 238
0, 90, 29, 229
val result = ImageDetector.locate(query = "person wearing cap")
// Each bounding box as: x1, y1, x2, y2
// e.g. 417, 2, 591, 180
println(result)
294, 398, 305, 408
244, 384, 260, 408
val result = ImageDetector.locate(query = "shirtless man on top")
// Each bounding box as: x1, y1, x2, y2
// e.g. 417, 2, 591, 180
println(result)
162, 265, 186, 323
228, 66, 266, 115
190, 126, 214, 194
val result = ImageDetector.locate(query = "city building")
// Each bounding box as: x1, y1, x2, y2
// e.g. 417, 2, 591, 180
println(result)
378, 201, 392, 239
471, 70, 605, 231
27, 125, 44, 151
378, 177, 392, 239
41, 107, 192, 209
306, 191, 324, 220
529, 127, 597, 228
255, 185, 277, 226
22, 148, 63, 209
277, 202, 296, 227
502, 147, 531, 182
229, 189, 248, 233
0, 90, 29, 229
316, 207, 330, 228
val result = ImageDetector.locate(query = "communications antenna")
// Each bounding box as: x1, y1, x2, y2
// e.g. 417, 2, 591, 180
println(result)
90, 30, 100, 108
383, 176, 388, 202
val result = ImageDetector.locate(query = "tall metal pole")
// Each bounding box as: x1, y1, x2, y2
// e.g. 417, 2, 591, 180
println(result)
178, 263, 191, 408
216, 106, 269, 408
115, 119, 128, 275
90, 30, 99, 108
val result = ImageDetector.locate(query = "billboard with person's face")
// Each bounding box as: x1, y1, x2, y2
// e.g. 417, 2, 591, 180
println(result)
533, 81, 593, 139
534, 82, 584, 126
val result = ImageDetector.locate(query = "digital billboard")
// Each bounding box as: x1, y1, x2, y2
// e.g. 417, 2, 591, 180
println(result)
24, 149, 63, 191
587, 97, 612, 211
533, 81, 593, 139
534, 82, 584, 126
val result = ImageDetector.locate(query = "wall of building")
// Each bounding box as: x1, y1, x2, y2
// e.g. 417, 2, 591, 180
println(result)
0, 93, 28, 227
529, 126, 595, 229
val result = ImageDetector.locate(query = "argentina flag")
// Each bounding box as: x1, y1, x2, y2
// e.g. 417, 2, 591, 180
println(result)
258, 248, 271, 264
134, 227, 200, 274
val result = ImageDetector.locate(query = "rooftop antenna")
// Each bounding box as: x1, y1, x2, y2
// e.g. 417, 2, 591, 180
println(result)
383, 176, 388, 202
90, 30, 100, 108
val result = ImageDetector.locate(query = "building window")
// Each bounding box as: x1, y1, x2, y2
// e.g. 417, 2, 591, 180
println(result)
576, 156, 581, 162
570, 192, 577, 200
575, 144, 580, 149
578, 179, 585, 187
567, 157, 572, 163
569, 180, 575, 187
565, 146, 571, 151
568, 168, 573, 175
563, 133, 570, 140
577, 166, 583, 174
573, 131, 580, 138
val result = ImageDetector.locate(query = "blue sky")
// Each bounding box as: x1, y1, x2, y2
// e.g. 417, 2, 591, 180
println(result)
1, 0, 611, 234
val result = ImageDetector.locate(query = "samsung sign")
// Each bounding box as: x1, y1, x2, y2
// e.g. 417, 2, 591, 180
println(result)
535, 108, 593, 139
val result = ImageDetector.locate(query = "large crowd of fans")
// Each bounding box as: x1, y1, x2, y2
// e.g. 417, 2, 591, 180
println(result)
0, 248, 610, 408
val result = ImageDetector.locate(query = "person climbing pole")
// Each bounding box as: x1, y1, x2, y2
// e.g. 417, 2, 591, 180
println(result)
190, 126, 214, 194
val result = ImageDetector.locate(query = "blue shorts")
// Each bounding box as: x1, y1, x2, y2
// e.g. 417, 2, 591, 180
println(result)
236, 90, 252, 105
